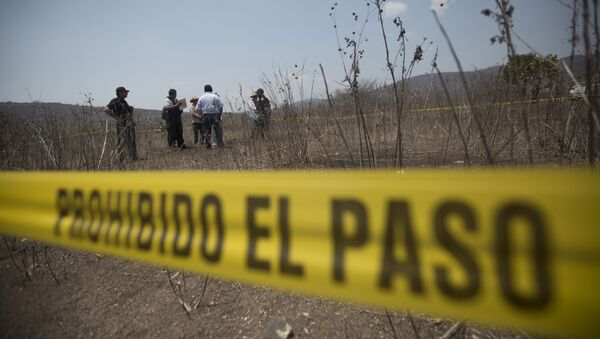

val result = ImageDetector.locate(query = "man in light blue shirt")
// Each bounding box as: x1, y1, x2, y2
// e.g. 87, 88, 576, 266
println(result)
196, 84, 224, 149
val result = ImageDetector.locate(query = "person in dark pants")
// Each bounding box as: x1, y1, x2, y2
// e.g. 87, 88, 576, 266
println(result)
104, 86, 137, 163
162, 88, 186, 149
196, 84, 224, 149
213, 92, 224, 146
252, 88, 271, 139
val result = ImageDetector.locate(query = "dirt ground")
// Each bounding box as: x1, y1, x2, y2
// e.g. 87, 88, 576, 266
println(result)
0, 239, 541, 339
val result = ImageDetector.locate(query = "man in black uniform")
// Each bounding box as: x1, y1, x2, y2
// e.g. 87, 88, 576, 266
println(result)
162, 88, 186, 149
104, 86, 138, 162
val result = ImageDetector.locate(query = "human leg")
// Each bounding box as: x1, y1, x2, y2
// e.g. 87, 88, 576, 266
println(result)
202, 115, 214, 149
125, 121, 138, 160
174, 115, 184, 147
193, 123, 202, 144
166, 115, 178, 147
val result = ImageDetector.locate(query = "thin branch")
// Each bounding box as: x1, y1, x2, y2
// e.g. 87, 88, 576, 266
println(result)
435, 64, 471, 166
439, 322, 461, 339
96, 118, 110, 170
44, 246, 60, 285
194, 275, 210, 309
319, 63, 354, 164
433, 10, 494, 165
384, 309, 398, 339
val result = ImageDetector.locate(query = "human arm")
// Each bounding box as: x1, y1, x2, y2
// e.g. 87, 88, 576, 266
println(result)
163, 98, 180, 111
189, 105, 203, 119
104, 99, 126, 122
246, 99, 258, 120
217, 97, 224, 114
195, 100, 204, 115
103, 106, 117, 119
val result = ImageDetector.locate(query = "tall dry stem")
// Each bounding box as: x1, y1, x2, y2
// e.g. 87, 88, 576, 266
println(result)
435, 64, 471, 166
582, 0, 599, 164
372, 0, 403, 168
433, 11, 495, 165
319, 63, 354, 164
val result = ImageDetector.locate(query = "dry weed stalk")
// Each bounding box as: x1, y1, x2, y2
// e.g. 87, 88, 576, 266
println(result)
372, 0, 404, 168
166, 270, 192, 319
582, 0, 599, 164
330, 3, 376, 168
433, 56, 471, 166
319, 63, 354, 164
434, 10, 495, 165
1, 236, 61, 285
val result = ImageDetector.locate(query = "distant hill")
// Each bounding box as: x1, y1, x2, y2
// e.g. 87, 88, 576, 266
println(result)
0, 101, 162, 122
404, 55, 586, 94
291, 98, 327, 110
0, 56, 587, 119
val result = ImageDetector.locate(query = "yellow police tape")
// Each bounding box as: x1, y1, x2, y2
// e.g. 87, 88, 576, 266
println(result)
406, 96, 573, 113
0, 169, 598, 337
293, 96, 575, 122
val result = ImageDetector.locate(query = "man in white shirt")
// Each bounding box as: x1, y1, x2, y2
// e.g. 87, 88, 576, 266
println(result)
246, 91, 260, 138
246, 91, 258, 120
196, 84, 224, 149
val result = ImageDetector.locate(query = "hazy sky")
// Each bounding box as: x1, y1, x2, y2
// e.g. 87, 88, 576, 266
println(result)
0, 0, 576, 110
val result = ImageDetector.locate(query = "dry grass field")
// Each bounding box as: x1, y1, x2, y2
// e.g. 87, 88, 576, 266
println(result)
0, 73, 594, 173
1, 1, 599, 337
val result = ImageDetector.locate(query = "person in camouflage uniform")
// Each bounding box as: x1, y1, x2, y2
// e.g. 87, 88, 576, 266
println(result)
252, 88, 271, 139
104, 86, 138, 162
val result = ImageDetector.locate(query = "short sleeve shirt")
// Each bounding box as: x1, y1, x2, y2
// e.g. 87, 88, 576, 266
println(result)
196, 93, 224, 114
163, 97, 182, 116
107, 97, 133, 118
163, 98, 174, 109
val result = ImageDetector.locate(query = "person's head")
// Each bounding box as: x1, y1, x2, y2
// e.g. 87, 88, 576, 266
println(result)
250, 90, 258, 98
116, 86, 129, 99
204, 84, 213, 93
256, 88, 265, 97
168, 88, 177, 99
190, 96, 199, 104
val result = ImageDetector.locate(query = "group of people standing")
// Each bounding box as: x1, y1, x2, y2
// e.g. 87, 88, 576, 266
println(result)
162, 84, 224, 150
103, 84, 272, 163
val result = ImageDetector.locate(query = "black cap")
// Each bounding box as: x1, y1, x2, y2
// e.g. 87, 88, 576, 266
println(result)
168, 88, 177, 95
116, 86, 129, 93
204, 84, 213, 92
256, 88, 264, 95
